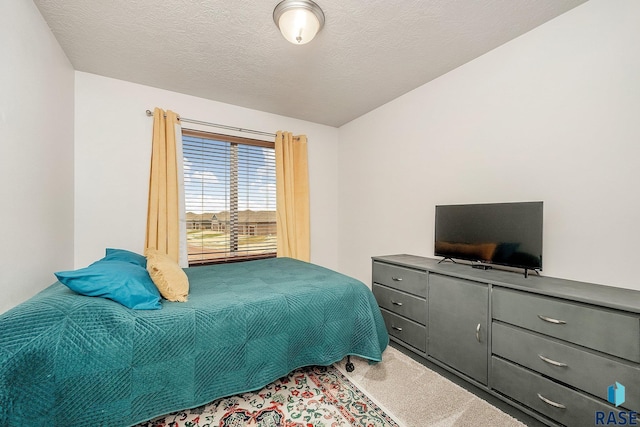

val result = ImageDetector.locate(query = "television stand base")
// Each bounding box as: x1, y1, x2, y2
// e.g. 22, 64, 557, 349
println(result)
523, 268, 541, 278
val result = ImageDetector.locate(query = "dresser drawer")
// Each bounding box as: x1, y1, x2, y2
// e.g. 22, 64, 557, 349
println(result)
372, 261, 427, 297
493, 288, 640, 362
492, 357, 623, 427
373, 284, 427, 325
493, 322, 640, 411
380, 308, 426, 353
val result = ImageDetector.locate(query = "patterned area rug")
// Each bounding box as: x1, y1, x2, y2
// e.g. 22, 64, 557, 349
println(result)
136, 365, 400, 427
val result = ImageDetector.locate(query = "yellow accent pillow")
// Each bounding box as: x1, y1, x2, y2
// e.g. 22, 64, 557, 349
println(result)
144, 248, 189, 302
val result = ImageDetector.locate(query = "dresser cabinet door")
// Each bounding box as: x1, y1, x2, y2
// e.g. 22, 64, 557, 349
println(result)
428, 274, 489, 384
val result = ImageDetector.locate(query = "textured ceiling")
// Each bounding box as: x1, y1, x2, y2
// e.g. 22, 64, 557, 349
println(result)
33, 0, 588, 127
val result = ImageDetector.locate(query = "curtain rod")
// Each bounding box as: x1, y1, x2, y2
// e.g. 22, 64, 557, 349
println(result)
145, 110, 276, 138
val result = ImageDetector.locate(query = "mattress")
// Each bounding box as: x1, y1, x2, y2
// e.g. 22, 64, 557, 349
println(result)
0, 257, 388, 426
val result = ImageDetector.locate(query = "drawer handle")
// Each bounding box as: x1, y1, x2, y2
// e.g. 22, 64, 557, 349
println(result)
537, 315, 566, 325
476, 323, 481, 342
538, 354, 568, 367
391, 300, 403, 306
391, 277, 403, 281
537, 393, 566, 409
392, 326, 403, 332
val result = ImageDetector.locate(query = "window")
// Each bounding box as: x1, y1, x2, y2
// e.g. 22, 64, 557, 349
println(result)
182, 129, 276, 265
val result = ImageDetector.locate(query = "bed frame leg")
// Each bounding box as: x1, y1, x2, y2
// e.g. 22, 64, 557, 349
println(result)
345, 356, 354, 372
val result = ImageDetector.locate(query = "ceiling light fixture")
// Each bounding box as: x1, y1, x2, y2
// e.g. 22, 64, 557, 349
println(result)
273, 0, 325, 45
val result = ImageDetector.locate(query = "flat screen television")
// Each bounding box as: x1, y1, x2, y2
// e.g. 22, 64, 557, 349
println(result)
434, 201, 543, 272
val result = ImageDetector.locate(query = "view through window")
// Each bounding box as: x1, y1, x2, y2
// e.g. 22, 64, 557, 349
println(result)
182, 129, 276, 264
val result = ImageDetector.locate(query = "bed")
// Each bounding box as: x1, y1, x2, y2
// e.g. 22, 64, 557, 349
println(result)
0, 257, 388, 426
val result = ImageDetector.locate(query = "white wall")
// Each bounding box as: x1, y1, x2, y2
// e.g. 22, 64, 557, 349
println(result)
0, 1, 75, 313
74, 72, 340, 270
338, 0, 640, 291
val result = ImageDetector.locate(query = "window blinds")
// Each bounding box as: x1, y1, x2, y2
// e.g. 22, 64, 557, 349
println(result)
182, 130, 276, 264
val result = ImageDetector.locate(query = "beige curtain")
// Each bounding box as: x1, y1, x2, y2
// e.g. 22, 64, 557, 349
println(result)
145, 108, 181, 263
275, 131, 310, 261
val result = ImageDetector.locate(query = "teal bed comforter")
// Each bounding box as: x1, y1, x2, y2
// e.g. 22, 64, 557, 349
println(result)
0, 257, 388, 426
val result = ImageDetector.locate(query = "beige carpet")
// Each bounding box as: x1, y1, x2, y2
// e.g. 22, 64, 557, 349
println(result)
336, 345, 527, 427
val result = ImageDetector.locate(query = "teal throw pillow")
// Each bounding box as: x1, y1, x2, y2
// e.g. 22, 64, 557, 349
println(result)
55, 260, 162, 310
103, 248, 147, 267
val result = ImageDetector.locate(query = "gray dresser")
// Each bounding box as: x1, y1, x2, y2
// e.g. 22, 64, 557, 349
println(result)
372, 254, 640, 427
